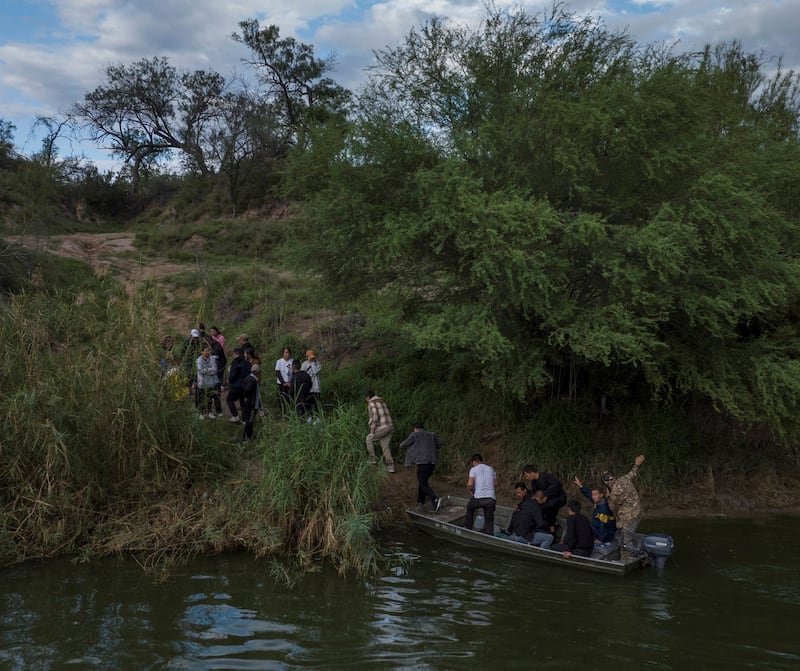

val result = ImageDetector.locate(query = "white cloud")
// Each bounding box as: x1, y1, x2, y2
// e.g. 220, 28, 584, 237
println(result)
1, 0, 798, 160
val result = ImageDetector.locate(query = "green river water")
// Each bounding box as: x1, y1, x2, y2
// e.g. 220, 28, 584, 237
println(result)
1, 515, 798, 670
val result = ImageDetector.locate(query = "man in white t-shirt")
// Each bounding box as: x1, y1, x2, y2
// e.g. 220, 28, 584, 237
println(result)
274, 347, 293, 408
465, 453, 497, 535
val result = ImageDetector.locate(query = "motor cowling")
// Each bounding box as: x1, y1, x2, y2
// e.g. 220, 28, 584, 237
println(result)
641, 533, 674, 570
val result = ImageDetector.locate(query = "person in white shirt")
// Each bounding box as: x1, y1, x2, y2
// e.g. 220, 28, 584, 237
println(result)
465, 453, 497, 535
274, 347, 293, 408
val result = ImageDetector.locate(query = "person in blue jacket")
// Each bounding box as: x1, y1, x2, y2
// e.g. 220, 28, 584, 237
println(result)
574, 475, 617, 555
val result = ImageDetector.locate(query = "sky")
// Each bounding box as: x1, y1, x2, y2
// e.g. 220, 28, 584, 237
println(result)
1, 0, 798, 166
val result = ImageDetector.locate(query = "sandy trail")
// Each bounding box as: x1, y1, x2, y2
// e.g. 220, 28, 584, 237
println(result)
11, 232, 192, 331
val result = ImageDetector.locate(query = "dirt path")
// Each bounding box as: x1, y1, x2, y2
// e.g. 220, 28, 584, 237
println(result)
14, 232, 192, 330
25, 232, 187, 285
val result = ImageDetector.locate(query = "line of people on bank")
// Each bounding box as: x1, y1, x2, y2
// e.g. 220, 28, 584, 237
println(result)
463, 453, 647, 560
161, 324, 323, 437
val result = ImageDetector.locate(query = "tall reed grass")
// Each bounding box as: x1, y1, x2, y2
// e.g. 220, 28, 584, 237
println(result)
258, 404, 385, 575
0, 283, 392, 573
0, 285, 242, 565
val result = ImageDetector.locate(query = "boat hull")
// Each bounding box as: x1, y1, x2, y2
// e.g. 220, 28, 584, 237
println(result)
407, 495, 646, 576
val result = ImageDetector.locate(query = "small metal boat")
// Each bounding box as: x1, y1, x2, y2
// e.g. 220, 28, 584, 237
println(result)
407, 495, 673, 576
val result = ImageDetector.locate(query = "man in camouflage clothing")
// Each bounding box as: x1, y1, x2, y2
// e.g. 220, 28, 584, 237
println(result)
603, 454, 645, 559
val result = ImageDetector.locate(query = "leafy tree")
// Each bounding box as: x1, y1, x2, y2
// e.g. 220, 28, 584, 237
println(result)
286, 5, 800, 440
0, 118, 14, 167
207, 90, 286, 214
74, 57, 225, 190
233, 19, 351, 145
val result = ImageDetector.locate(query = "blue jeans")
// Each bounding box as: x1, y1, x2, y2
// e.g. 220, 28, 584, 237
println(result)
531, 532, 554, 549
495, 531, 529, 544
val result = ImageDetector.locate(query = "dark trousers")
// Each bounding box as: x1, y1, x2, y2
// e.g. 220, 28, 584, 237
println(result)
227, 387, 244, 417
278, 385, 292, 411
542, 495, 566, 527
415, 463, 437, 505
295, 397, 309, 419
241, 391, 256, 440
195, 386, 219, 414
465, 497, 496, 535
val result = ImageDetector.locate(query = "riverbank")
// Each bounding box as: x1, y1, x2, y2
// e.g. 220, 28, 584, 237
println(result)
374, 465, 800, 524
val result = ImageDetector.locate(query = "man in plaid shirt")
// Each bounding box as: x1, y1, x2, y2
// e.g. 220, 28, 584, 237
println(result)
365, 390, 395, 472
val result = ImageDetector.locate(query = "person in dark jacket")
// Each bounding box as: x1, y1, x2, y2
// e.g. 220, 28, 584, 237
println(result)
241, 364, 261, 440
225, 347, 251, 422
499, 487, 553, 548
528, 489, 555, 548
210, 337, 227, 382
503, 483, 536, 542
574, 475, 617, 544
290, 359, 312, 419
522, 465, 567, 532
552, 501, 594, 558
401, 422, 444, 511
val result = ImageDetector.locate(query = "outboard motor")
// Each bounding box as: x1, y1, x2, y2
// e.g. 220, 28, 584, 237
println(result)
642, 533, 674, 570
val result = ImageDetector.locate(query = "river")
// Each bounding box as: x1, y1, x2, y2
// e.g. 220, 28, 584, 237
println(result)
1, 515, 798, 670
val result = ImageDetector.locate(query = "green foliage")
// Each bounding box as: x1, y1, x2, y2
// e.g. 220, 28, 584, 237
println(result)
233, 19, 351, 144
258, 405, 383, 574
0, 159, 67, 236
0, 118, 14, 169
0, 285, 228, 564
134, 216, 288, 262
285, 4, 800, 443
65, 164, 133, 221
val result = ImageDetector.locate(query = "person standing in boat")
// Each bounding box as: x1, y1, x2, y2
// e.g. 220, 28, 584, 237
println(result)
465, 454, 497, 535
521, 465, 567, 534
602, 454, 646, 559
400, 422, 444, 512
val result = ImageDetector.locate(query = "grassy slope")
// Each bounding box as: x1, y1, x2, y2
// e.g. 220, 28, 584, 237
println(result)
2, 210, 797, 575
135, 212, 800, 515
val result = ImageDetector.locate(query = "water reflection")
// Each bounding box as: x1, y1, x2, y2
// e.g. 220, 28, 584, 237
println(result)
0, 517, 799, 669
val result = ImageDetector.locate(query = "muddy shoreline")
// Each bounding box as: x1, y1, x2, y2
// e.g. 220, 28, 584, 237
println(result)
376, 467, 800, 524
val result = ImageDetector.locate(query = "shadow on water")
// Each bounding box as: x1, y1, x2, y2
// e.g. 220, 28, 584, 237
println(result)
0, 517, 798, 670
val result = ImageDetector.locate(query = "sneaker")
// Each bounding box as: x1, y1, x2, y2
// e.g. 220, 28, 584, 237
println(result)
435, 498, 443, 512
229, 416, 240, 423
208, 412, 217, 419
198, 414, 205, 420
386, 464, 396, 473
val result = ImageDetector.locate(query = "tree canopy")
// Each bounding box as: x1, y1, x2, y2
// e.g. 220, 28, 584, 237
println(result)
286, 5, 800, 439
232, 19, 351, 145
73, 57, 225, 188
